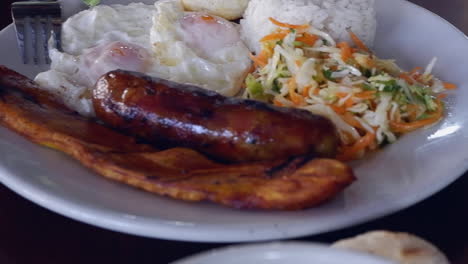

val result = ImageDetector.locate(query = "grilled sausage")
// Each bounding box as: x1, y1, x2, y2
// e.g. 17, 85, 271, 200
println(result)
92, 70, 339, 163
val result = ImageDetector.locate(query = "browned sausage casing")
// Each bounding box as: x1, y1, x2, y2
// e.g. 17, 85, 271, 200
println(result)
93, 70, 339, 163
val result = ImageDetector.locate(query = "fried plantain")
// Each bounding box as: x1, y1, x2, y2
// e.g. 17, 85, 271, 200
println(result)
0, 66, 355, 210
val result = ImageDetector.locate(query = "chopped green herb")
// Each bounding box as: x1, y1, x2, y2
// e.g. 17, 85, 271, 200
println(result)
276, 64, 291, 79
246, 75, 265, 99
82, 0, 100, 7
424, 95, 437, 111
322, 39, 328, 45
362, 83, 375, 91
293, 41, 305, 47
276, 40, 283, 45
377, 79, 401, 93
290, 29, 296, 33
272, 79, 281, 93
416, 113, 430, 120
326, 95, 338, 103
394, 93, 409, 105
322, 69, 335, 81
408, 85, 426, 97
407, 85, 437, 110
363, 68, 372, 78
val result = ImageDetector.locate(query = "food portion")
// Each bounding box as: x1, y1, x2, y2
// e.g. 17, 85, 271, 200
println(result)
243, 18, 452, 160
35, 3, 157, 117
93, 70, 338, 163
332, 231, 449, 264
35, 0, 252, 117
0, 0, 455, 210
240, 0, 376, 54
181, 0, 250, 20
0, 66, 355, 210
151, 0, 252, 96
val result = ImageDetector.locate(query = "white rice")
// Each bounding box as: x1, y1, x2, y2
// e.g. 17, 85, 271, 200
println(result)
240, 0, 376, 53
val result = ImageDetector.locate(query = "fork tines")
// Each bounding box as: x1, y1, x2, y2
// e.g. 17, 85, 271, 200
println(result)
11, 1, 62, 65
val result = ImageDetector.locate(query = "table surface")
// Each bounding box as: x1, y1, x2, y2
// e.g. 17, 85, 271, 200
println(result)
1, 0, 468, 263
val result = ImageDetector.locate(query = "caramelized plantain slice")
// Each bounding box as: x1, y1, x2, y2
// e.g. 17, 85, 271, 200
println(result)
0, 66, 355, 210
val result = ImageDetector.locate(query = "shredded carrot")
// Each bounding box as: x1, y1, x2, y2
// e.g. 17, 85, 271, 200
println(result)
341, 131, 355, 145
391, 116, 440, 133
337, 132, 376, 161
336, 92, 349, 98
342, 112, 364, 130
443, 82, 457, 90
365, 57, 376, 68
399, 73, 414, 85
390, 100, 443, 133
330, 104, 346, 115
412, 73, 423, 83
394, 109, 402, 123
249, 48, 271, 67
259, 48, 272, 61
409, 67, 422, 75
348, 30, 370, 53
437, 93, 448, 99
290, 94, 304, 105
355, 91, 376, 100
249, 53, 266, 67
288, 77, 305, 105
370, 101, 379, 111
296, 33, 319, 46
273, 99, 284, 107
406, 104, 420, 121
337, 42, 353, 62
269, 17, 310, 30
247, 64, 256, 74
302, 85, 311, 97
260, 32, 288, 42
344, 97, 354, 108
313, 88, 320, 95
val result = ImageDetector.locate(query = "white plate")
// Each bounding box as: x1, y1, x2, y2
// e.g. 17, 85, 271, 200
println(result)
1, 0, 468, 242
170, 242, 395, 264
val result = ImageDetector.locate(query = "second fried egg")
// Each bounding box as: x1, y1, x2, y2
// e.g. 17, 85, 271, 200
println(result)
152, 0, 251, 97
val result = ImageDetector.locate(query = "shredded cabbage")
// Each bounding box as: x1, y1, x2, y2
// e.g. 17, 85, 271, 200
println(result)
244, 19, 452, 160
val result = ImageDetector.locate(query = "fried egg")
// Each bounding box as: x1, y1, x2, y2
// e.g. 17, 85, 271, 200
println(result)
151, 0, 251, 96
35, 0, 251, 117
35, 3, 158, 116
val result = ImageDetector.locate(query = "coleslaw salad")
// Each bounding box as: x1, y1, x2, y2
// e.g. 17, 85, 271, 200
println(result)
244, 18, 456, 161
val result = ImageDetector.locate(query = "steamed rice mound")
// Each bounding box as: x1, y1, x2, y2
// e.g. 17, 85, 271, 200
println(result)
240, 0, 376, 53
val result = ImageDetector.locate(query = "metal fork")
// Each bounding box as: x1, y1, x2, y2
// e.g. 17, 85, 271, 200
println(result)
11, 0, 62, 65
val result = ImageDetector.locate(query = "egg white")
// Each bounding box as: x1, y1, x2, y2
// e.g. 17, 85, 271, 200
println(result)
151, 0, 252, 97
35, 0, 252, 117
35, 3, 159, 116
